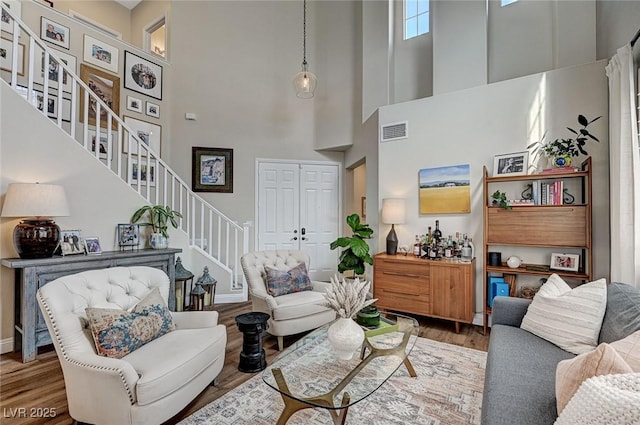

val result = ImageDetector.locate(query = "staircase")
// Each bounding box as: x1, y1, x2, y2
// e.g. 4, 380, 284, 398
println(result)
1, 5, 249, 297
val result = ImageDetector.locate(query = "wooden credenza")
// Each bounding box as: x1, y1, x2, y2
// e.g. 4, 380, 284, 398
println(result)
2, 248, 181, 362
373, 253, 475, 333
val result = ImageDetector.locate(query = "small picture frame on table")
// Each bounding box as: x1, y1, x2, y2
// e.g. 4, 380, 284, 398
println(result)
117, 224, 140, 249
493, 151, 528, 177
58, 230, 84, 256
550, 253, 579, 272
84, 237, 102, 254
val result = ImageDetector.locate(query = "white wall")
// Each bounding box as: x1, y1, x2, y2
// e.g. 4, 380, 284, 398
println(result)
596, 0, 640, 61
378, 60, 609, 315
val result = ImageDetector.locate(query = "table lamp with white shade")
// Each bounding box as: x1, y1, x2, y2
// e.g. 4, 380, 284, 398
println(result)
1, 183, 70, 258
381, 198, 406, 255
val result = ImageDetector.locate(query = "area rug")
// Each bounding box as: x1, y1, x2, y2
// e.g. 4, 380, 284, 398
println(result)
180, 338, 487, 425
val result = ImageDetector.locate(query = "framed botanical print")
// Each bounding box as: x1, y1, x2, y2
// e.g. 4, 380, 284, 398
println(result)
83, 34, 119, 73
79, 64, 120, 129
192, 147, 233, 193
124, 50, 162, 100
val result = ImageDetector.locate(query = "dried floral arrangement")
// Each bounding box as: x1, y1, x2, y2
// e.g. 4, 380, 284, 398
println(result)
324, 275, 377, 319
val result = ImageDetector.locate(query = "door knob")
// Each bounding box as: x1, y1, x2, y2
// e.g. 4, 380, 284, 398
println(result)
291, 236, 298, 241
293, 229, 298, 233
301, 228, 306, 235
301, 237, 307, 241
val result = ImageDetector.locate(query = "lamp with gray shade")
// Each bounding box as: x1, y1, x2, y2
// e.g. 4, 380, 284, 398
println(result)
381, 198, 406, 255
1, 183, 70, 259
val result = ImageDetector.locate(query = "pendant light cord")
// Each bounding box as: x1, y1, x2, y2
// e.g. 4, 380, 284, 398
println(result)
302, 0, 307, 67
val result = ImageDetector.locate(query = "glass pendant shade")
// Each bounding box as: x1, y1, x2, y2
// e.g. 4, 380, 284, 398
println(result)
293, 67, 317, 99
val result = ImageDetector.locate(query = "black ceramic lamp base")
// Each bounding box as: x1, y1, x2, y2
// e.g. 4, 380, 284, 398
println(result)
14, 219, 60, 259
386, 224, 398, 255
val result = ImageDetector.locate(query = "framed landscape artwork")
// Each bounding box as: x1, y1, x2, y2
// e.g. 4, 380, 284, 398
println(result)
419, 164, 470, 214
124, 51, 162, 100
192, 147, 233, 193
79, 64, 120, 129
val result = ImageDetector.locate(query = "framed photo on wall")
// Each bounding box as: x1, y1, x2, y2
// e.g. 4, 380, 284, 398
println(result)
130, 158, 156, 186
493, 151, 528, 177
123, 116, 161, 155
40, 17, 70, 49
39, 49, 76, 92
124, 50, 162, 100
145, 101, 160, 118
550, 253, 579, 272
79, 64, 120, 129
88, 129, 113, 160
1, 1, 22, 34
0, 36, 25, 76
192, 147, 233, 193
126, 95, 143, 113
83, 34, 119, 73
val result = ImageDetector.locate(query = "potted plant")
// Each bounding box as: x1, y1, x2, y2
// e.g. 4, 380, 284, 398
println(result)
130, 204, 182, 249
491, 190, 512, 210
528, 114, 601, 168
330, 213, 373, 277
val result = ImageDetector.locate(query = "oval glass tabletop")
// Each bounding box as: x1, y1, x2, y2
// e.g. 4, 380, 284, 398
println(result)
262, 311, 420, 411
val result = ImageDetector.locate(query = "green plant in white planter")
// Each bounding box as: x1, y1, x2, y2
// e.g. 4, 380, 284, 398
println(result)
130, 205, 182, 249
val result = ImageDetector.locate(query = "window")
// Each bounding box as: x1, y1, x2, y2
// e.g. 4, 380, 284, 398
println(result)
501, 0, 518, 6
405, 0, 429, 40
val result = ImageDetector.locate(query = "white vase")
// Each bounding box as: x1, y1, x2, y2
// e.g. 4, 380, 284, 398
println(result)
327, 317, 365, 360
150, 233, 169, 249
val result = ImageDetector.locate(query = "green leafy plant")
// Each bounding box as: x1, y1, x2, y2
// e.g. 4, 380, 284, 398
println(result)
130, 205, 182, 238
330, 214, 374, 276
491, 191, 512, 210
528, 114, 601, 159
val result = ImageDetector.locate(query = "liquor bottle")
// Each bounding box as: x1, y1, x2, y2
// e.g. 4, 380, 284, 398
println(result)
413, 235, 421, 257
461, 234, 473, 263
444, 235, 454, 258
433, 220, 442, 243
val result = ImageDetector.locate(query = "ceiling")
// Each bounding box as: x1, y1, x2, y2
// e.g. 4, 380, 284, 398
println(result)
114, 0, 142, 10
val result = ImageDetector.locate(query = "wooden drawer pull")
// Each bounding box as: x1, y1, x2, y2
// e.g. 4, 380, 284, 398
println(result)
382, 271, 425, 279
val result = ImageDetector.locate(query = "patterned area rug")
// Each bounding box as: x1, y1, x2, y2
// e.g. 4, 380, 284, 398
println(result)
180, 338, 487, 425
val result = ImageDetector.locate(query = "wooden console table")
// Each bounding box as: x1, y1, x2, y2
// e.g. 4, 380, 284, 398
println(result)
2, 248, 181, 362
373, 253, 475, 333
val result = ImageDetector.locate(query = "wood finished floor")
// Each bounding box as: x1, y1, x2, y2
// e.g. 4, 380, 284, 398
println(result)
0, 302, 490, 425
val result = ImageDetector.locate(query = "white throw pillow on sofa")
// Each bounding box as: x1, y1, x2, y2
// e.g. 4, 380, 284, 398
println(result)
521, 274, 607, 355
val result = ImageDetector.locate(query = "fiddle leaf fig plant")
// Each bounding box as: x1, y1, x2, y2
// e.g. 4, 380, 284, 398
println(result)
330, 213, 374, 276
130, 205, 182, 238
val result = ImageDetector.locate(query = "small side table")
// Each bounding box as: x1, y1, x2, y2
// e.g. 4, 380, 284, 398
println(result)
235, 312, 270, 373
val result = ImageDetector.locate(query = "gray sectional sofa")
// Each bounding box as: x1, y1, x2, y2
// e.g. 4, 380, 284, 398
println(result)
481, 281, 640, 425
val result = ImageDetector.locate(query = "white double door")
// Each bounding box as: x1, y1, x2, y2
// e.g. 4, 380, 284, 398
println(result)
257, 160, 340, 281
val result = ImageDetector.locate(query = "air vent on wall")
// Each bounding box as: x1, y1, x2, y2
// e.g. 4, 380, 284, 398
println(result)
380, 121, 408, 143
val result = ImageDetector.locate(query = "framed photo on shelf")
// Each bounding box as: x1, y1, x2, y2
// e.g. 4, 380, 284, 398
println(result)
84, 237, 102, 254
124, 50, 162, 100
145, 101, 160, 118
59, 230, 84, 256
550, 253, 579, 272
123, 116, 161, 155
79, 64, 120, 129
83, 34, 119, 73
0, 36, 25, 76
493, 151, 528, 177
117, 224, 140, 247
40, 17, 70, 49
192, 147, 233, 193
126, 95, 143, 113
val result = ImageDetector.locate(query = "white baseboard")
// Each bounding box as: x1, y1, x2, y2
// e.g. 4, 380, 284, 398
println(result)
0, 337, 14, 354
215, 293, 248, 304
472, 312, 492, 328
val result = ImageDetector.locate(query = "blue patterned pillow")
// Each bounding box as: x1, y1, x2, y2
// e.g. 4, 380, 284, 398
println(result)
265, 262, 313, 296
86, 288, 175, 358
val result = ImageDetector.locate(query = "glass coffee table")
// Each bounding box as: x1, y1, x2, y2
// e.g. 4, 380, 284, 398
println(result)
262, 311, 419, 425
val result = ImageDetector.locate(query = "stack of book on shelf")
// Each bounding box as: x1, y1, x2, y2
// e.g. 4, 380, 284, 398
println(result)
530, 180, 565, 205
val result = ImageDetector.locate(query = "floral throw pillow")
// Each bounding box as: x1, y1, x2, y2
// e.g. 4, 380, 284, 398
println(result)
86, 288, 175, 359
265, 262, 313, 297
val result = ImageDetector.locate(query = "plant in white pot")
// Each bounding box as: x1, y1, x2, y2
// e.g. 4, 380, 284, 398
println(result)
324, 275, 377, 360
130, 205, 182, 249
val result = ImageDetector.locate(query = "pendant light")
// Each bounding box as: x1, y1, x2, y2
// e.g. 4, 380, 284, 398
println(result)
293, 0, 317, 99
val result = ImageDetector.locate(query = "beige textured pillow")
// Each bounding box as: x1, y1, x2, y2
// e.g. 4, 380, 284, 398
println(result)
611, 330, 640, 372
521, 274, 607, 355
556, 343, 633, 413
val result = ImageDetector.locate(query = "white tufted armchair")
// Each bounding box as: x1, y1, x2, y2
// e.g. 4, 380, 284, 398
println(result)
36, 266, 227, 425
241, 250, 336, 351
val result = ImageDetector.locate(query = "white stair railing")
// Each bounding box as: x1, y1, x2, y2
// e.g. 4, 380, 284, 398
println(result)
1, 6, 249, 292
